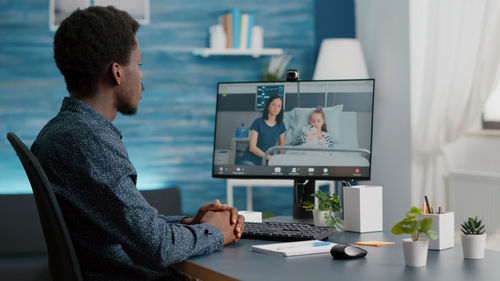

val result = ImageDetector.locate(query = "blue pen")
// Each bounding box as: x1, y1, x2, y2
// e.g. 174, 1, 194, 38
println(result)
313, 242, 331, 247
277, 241, 331, 250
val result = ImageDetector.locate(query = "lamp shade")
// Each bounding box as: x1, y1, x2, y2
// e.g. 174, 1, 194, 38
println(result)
313, 38, 369, 80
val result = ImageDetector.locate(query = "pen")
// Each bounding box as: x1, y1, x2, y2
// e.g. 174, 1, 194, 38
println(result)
277, 241, 331, 250
424, 195, 431, 214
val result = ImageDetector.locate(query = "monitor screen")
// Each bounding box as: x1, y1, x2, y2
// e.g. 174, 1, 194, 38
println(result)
212, 79, 374, 180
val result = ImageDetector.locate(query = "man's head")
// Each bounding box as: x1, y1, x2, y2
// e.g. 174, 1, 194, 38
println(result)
54, 6, 143, 115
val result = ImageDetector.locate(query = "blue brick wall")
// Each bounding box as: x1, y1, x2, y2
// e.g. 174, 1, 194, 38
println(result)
0, 0, 318, 216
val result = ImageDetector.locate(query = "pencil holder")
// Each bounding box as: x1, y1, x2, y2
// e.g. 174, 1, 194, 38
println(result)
419, 212, 454, 250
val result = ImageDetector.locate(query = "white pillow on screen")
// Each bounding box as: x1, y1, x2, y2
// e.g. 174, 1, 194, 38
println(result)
284, 104, 344, 145
283, 111, 296, 144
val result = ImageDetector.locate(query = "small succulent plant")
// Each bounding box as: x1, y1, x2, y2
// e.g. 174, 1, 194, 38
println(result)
461, 216, 486, 235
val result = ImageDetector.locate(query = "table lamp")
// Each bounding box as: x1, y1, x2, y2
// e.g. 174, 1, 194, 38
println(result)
313, 38, 368, 80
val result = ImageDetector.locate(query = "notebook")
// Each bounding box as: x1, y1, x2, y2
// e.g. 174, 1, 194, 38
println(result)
251, 240, 336, 257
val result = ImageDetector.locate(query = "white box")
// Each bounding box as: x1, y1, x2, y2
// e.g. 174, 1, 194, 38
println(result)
419, 212, 454, 250
343, 185, 383, 233
238, 211, 262, 223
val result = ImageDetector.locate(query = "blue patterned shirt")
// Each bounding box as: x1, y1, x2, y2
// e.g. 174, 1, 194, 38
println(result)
31, 97, 224, 281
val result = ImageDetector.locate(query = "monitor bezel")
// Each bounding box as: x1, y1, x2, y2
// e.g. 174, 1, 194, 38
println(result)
212, 78, 375, 181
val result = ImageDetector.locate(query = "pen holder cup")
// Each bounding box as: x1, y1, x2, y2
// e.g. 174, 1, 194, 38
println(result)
419, 212, 454, 250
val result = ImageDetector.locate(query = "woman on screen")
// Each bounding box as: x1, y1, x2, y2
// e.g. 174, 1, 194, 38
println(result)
239, 94, 286, 165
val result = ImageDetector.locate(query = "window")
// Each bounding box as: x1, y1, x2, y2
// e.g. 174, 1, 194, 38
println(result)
482, 83, 500, 129
49, 0, 150, 31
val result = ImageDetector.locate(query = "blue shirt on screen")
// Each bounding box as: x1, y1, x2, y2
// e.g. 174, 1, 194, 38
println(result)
239, 117, 286, 165
31, 97, 223, 281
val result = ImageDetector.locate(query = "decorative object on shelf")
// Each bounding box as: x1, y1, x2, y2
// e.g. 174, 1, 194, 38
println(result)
209, 24, 227, 50
392, 207, 438, 267
461, 216, 487, 259
194, 9, 281, 58
250, 26, 263, 50
302, 190, 343, 231
313, 38, 369, 80
263, 54, 292, 81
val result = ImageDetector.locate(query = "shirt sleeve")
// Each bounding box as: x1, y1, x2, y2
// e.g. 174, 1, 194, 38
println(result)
249, 117, 261, 133
322, 132, 335, 148
279, 122, 286, 134
55, 128, 224, 270
158, 215, 186, 223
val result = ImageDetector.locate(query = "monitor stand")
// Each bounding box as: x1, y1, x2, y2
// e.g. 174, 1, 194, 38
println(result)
293, 179, 314, 219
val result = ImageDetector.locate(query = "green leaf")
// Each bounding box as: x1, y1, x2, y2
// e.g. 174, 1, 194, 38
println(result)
406, 207, 422, 218
419, 217, 434, 232
391, 221, 405, 235
401, 221, 417, 234
301, 201, 315, 212
478, 225, 485, 234
424, 230, 438, 240
461, 226, 470, 235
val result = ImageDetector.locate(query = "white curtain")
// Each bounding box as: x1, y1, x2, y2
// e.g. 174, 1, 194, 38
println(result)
411, 0, 500, 208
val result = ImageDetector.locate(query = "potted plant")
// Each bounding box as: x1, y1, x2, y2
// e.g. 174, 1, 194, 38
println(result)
262, 54, 291, 81
391, 207, 438, 267
461, 216, 486, 259
302, 190, 343, 231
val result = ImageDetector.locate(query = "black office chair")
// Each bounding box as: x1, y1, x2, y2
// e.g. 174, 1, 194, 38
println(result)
7, 132, 83, 281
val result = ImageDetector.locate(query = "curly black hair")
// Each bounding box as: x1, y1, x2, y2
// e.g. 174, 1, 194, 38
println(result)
53, 6, 140, 97
262, 94, 284, 124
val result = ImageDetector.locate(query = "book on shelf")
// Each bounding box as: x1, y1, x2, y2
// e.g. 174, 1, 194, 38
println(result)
230, 9, 241, 49
219, 10, 256, 50
223, 13, 233, 48
240, 13, 249, 50
247, 14, 254, 49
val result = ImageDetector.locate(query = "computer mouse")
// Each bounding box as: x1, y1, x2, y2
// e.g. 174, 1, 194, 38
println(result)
330, 244, 367, 259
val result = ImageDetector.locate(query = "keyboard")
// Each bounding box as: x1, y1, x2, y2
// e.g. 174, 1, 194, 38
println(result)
242, 222, 335, 241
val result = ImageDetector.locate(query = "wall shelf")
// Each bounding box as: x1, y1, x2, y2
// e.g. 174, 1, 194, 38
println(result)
192, 48, 283, 58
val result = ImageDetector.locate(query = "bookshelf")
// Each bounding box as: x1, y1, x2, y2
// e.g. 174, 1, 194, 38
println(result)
192, 48, 283, 58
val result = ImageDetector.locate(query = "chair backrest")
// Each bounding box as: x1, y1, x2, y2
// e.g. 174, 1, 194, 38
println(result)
7, 132, 83, 281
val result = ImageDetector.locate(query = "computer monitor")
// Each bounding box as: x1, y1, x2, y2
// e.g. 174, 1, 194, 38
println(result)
212, 79, 375, 218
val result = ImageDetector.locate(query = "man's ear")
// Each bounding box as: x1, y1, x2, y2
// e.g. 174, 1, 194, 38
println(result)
110, 62, 123, 86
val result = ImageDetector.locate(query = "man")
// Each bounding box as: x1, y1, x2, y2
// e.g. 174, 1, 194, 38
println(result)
31, 6, 244, 280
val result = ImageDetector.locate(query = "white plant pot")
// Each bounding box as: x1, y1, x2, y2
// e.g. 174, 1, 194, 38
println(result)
313, 210, 330, 227
461, 234, 487, 259
402, 238, 429, 267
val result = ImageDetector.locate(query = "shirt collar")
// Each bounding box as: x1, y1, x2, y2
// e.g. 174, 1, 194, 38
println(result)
60, 96, 123, 139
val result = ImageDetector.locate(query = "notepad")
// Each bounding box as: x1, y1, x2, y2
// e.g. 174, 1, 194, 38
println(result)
355, 241, 395, 247
251, 240, 336, 257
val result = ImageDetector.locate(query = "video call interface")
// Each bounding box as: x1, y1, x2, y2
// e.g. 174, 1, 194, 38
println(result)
213, 79, 374, 180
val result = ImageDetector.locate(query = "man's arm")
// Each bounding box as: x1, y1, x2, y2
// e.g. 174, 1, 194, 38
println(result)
181, 199, 245, 241
59, 130, 229, 269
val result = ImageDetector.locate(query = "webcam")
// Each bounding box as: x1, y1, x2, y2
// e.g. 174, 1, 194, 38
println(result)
286, 69, 299, 81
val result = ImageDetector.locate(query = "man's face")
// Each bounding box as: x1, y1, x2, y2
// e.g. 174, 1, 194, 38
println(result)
116, 39, 143, 115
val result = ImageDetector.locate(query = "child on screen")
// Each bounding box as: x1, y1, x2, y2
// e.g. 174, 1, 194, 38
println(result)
297, 107, 334, 148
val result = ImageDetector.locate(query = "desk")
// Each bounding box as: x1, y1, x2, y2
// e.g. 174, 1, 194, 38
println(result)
172, 217, 500, 281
